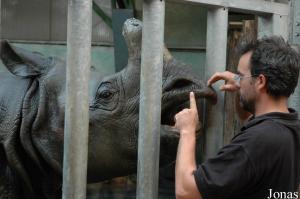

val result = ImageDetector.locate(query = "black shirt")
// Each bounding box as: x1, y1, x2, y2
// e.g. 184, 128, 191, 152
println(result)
194, 109, 300, 199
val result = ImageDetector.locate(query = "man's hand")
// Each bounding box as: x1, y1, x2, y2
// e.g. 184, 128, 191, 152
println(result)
175, 92, 202, 199
208, 71, 252, 121
207, 71, 239, 92
175, 92, 199, 135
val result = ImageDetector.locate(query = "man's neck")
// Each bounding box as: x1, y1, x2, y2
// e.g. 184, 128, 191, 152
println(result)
255, 95, 289, 117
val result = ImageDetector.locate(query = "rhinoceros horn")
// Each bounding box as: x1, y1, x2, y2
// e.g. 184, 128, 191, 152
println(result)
122, 18, 173, 70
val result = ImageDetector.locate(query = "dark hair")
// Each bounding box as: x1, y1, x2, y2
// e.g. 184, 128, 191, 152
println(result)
238, 36, 300, 98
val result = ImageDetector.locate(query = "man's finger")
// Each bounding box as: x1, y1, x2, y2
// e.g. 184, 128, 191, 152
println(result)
220, 84, 239, 91
207, 71, 234, 86
190, 92, 197, 110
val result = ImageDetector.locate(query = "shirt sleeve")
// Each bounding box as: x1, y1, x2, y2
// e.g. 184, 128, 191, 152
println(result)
193, 144, 256, 199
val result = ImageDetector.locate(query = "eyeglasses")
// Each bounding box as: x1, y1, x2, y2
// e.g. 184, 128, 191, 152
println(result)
234, 74, 257, 87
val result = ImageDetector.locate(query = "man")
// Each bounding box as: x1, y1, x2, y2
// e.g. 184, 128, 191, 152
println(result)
174, 36, 300, 199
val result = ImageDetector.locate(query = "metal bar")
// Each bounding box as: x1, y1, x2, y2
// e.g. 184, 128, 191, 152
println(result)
288, 0, 300, 113
289, 0, 300, 44
136, 0, 165, 198
0, 0, 1, 41
204, 7, 228, 158
2, 40, 113, 47
62, 0, 92, 198
167, 0, 289, 16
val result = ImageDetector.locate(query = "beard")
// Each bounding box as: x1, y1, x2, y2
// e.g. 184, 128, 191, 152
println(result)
239, 93, 256, 114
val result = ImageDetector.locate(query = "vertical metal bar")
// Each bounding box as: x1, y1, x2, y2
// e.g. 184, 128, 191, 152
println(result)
0, 0, 2, 43
137, 0, 165, 198
288, 0, 300, 112
258, 11, 298, 110
62, 0, 92, 198
204, 7, 228, 158
0, 0, 1, 41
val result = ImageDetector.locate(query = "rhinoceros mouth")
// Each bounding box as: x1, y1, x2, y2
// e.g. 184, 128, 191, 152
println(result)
161, 90, 207, 125
160, 89, 208, 139
161, 96, 189, 127
160, 75, 216, 132
159, 91, 203, 163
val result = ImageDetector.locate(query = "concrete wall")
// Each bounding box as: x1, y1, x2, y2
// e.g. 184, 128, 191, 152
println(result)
0, 43, 115, 76
1, 1, 208, 77
0, 43, 206, 77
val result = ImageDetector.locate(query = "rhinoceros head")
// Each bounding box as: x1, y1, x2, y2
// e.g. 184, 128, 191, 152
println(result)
0, 18, 216, 197
85, 18, 217, 182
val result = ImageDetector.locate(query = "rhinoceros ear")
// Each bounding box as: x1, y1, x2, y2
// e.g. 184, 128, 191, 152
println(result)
0, 40, 51, 78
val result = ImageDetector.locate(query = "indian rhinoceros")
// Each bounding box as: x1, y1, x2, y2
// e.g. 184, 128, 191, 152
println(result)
0, 18, 217, 198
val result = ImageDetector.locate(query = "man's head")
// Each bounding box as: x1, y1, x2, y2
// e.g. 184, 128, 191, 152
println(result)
236, 36, 300, 114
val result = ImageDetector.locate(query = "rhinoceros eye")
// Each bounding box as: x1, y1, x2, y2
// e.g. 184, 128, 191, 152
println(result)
92, 81, 119, 111
100, 90, 113, 100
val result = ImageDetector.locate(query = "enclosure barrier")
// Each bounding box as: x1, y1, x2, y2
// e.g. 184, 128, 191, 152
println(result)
289, 0, 300, 115
204, 7, 229, 157
137, 0, 165, 198
62, 0, 92, 199
0, 1, 1, 42
57, 0, 298, 198
137, 0, 296, 198
137, 0, 300, 198
165, 0, 291, 159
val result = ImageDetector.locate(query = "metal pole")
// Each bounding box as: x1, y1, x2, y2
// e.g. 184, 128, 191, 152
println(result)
204, 7, 228, 158
288, 0, 300, 112
137, 0, 165, 198
0, 0, 2, 41
62, 0, 92, 198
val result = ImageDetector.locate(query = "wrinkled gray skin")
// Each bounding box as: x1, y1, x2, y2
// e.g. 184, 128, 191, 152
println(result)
0, 18, 216, 199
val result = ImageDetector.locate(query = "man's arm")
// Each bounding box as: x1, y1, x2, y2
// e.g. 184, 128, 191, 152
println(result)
174, 71, 248, 199
175, 92, 202, 199
175, 130, 201, 199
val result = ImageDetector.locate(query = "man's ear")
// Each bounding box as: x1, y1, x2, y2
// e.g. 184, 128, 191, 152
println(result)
0, 40, 52, 78
256, 74, 267, 91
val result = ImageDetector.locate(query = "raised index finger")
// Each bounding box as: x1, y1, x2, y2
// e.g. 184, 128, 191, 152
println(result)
190, 92, 197, 110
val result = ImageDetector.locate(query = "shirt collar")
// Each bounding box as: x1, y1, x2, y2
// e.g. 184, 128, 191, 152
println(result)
241, 108, 298, 131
